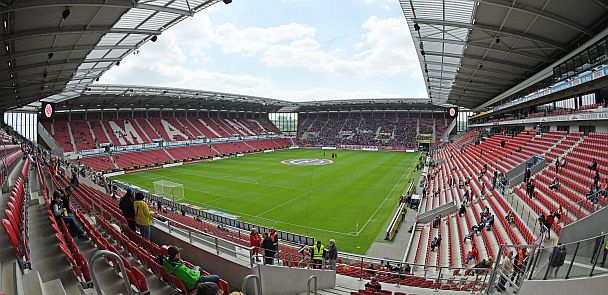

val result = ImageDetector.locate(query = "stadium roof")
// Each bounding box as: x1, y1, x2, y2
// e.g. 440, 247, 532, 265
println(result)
1, 0, 220, 111
49, 84, 442, 113
400, 0, 608, 109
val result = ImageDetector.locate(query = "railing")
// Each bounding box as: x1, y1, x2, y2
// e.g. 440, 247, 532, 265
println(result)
307, 275, 318, 294
241, 274, 262, 295
88, 250, 132, 295
486, 232, 608, 294
502, 186, 550, 237
331, 251, 491, 292
567, 189, 606, 222
153, 216, 258, 267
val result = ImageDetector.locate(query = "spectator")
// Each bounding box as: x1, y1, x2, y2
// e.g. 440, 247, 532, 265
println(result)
589, 158, 598, 171
70, 169, 79, 187
466, 245, 479, 264
134, 192, 153, 239
430, 236, 442, 252
364, 277, 381, 292
505, 211, 515, 225
511, 248, 528, 284
311, 240, 325, 269
555, 158, 560, 173
156, 199, 162, 211
327, 239, 338, 270
261, 233, 275, 265
524, 167, 531, 183
463, 231, 474, 243
594, 170, 600, 188
545, 213, 554, 239
554, 206, 563, 224
433, 215, 441, 228
459, 204, 466, 217
51, 191, 87, 240
548, 243, 567, 278
496, 251, 513, 292
119, 188, 136, 231
249, 228, 262, 262
196, 282, 222, 295
549, 177, 559, 190
484, 215, 495, 230
269, 228, 279, 254
162, 246, 220, 291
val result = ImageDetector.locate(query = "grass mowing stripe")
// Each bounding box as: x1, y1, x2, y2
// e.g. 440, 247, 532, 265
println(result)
112, 149, 418, 253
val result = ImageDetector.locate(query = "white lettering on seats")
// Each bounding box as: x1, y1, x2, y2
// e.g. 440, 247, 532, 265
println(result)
108, 120, 144, 145
161, 119, 188, 141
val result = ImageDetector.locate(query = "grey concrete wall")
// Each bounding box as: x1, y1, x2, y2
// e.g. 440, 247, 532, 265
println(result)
37, 123, 63, 155
519, 274, 608, 295
151, 225, 253, 293
254, 264, 336, 295
558, 206, 608, 245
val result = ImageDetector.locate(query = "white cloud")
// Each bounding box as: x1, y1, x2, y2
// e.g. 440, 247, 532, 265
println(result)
101, 7, 425, 100
261, 16, 422, 80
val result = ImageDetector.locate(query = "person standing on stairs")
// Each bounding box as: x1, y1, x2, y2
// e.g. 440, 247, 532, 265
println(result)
134, 192, 153, 239
524, 168, 531, 184
119, 188, 136, 231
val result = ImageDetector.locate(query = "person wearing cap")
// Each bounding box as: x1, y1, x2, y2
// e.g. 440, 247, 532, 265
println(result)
364, 277, 381, 292
311, 240, 326, 269
119, 188, 136, 230
133, 192, 153, 239
163, 246, 220, 291
51, 190, 87, 240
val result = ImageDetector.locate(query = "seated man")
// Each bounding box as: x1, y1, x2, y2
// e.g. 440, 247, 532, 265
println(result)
364, 277, 382, 292
484, 215, 494, 230
51, 191, 87, 240
549, 177, 559, 190
163, 246, 220, 290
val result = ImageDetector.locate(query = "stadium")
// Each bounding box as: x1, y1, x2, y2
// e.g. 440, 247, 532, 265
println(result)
1, 0, 608, 294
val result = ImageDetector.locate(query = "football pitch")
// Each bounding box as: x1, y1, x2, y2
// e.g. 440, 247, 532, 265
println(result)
112, 148, 420, 253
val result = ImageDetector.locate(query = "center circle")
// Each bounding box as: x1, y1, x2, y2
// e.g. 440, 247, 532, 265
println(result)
281, 158, 334, 166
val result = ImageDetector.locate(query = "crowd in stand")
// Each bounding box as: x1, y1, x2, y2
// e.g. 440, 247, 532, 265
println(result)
297, 116, 442, 148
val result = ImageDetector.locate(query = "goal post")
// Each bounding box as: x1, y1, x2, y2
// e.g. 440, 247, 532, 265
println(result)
153, 180, 185, 203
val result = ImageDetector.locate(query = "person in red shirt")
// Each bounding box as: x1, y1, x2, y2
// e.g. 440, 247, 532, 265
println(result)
545, 212, 554, 239
249, 228, 262, 262
466, 244, 479, 264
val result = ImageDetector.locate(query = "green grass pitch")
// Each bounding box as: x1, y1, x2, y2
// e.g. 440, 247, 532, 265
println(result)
112, 148, 420, 254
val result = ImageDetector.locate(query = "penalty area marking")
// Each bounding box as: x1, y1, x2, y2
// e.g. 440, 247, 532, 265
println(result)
281, 158, 333, 166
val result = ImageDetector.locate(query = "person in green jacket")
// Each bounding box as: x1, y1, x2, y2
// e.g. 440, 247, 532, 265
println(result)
163, 246, 220, 290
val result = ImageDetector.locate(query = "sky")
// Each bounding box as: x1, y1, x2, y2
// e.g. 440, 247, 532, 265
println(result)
99, 0, 427, 102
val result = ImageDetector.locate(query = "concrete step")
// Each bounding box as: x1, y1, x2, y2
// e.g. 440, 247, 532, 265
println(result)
43, 278, 67, 295
23, 271, 45, 295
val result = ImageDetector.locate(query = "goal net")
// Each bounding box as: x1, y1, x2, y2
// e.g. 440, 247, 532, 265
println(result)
153, 180, 185, 203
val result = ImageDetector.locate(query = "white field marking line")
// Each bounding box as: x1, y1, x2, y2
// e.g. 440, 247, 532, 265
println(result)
121, 177, 229, 203
186, 199, 358, 236
170, 168, 308, 192
355, 160, 417, 236
254, 190, 312, 217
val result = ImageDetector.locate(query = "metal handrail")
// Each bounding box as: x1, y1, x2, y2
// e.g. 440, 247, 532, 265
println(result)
307, 275, 317, 295
88, 250, 132, 295
241, 274, 262, 295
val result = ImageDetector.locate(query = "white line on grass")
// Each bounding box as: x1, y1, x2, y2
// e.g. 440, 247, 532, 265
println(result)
186, 199, 357, 236
254, 190, 311, 217
171, 168, 308, 192
354, 159, 417, 236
